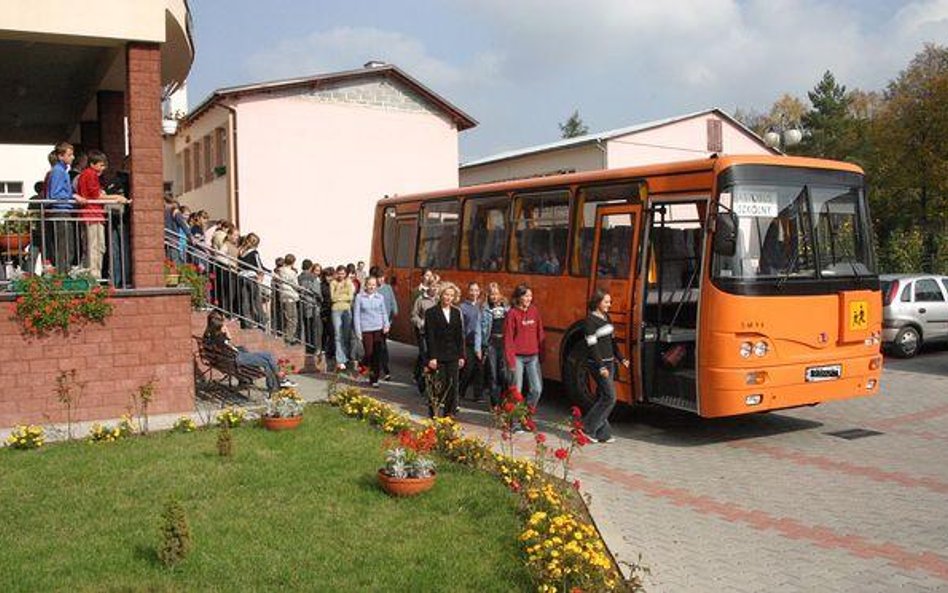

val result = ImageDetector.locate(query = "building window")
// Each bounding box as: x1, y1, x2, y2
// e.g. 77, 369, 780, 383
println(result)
215, 127, 227, 169
460, 195, 508, 271
183, 148, 192, 192
203, 135, 213, 182
382, 207, 397, 266
416, 200, 460, 269
572, 183, 639, 276
707, 119, 723, 152
192, 142, 203, 187
0, 181, 24, 195
509, 190, 569, 275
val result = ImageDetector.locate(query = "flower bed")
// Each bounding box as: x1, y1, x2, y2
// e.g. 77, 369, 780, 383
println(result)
328, 385, 643, 593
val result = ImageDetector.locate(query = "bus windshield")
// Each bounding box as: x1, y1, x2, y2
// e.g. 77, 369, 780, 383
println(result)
713, 181, 874, 282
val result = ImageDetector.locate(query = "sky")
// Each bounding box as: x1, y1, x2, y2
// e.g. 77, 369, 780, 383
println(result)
186, 0, 948, 162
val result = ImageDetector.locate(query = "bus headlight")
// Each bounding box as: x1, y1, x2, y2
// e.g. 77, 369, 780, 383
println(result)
739, 342, 753, 358
753, 341, 769, 357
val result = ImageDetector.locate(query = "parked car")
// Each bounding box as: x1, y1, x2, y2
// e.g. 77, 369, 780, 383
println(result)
880, 274, 948, 358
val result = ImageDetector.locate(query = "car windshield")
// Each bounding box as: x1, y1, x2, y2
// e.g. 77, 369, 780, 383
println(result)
713, 182, 873, 281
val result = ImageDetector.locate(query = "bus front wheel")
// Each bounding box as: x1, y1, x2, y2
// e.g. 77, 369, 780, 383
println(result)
564, 341, 596, 412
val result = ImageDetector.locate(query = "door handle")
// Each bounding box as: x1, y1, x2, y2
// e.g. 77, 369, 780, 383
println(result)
919, 308, 927, 314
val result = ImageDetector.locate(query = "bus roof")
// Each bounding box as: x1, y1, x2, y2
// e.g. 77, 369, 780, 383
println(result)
379, 155, 865, 205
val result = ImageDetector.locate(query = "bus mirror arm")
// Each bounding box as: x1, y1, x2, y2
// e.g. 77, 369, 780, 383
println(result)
712, 211, 738, 258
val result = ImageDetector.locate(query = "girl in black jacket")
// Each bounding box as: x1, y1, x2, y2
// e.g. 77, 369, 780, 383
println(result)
583, 290, 630, 443
423, 283, 465, 418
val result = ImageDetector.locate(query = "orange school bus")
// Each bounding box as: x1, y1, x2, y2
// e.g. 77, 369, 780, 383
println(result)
370, 155, 883, 417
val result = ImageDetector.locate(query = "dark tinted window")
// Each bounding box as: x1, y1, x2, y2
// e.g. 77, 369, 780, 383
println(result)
417, 201, 460, 269
915, 278, 945, 302
395, 219, 416, 268
901, 282, 912, 302
880, 280, 894, 305
382, 207, 397, 266
460, 196, 508, 271
510, 190, 569, 275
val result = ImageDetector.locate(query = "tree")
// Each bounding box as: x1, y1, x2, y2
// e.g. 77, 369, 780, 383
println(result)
867, 44, 948, 272
559, 110, 589, 138
798, 71, 855, 159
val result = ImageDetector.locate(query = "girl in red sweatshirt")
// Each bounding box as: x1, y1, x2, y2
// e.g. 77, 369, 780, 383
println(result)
504, 283, 545, 413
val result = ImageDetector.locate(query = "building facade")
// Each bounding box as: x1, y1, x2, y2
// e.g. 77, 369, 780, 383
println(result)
460, 109, 774, 186
171, 64, 476, 265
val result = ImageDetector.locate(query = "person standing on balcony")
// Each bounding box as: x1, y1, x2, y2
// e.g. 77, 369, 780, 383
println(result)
330, 265, 356, 371
319, 265, 334, 360
76, 151, 129, 280
353, 275, 390, 387
237, 233, 267, 328
276, 254, 301, 345
47, 141, 80, 273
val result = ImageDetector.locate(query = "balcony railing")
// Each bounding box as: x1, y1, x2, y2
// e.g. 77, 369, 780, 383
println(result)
0, 198, 130, 287
163, 229, 321, 352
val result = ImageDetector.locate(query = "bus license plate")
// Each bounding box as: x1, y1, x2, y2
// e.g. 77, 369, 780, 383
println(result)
806, 365, 842, 382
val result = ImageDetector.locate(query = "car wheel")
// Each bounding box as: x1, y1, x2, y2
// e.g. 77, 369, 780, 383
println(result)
894, 326, 921, 358
563, 340, 596, 412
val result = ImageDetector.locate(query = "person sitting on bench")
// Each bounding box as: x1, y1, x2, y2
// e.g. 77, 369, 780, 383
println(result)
203, 311, 296, 393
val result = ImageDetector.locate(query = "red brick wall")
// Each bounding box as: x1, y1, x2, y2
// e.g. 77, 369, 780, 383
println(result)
126, 42, 164, 289
0, 292, 195, 428
190, 311, 307, 372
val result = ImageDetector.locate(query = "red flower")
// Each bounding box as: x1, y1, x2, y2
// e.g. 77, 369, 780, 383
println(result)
502, 401, 515, 413
554, 448, 568, 460
572, 479, 582, 490
509, 479, 521, 493
570, 406, 582, 419
527, 405, 537, 415
573, 429, 592, 447
535, 433, 546, 444
510, 390, 524, 403
523, 417, 537, 432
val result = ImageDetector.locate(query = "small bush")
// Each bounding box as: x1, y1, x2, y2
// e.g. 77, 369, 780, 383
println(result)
5, 424, 45, 450
216, 406, 246, 428
157, 497, 192, 567
88, 415, 135, 443
217, 427, 234, 458
171, 416, 196, 433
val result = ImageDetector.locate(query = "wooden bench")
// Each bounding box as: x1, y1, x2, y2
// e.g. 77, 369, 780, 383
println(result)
193, 336, 266, 401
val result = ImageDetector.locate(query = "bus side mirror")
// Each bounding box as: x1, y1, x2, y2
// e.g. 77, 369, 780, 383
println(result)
713, 212, 738, 257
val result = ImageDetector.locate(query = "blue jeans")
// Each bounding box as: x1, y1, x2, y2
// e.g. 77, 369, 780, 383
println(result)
513, 354, 543, 408
484, 339, 507, 406
331, 309, 352, 365
236, 350, 280, 392
584, 361, 617, 441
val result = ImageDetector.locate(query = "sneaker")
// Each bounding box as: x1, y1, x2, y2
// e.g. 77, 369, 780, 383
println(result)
279, 379, 298, 388
336, 363, 347, 372
512, 426, 526, 435
382, 373, 391, 381
369, 381, 380, 388
598, 436, 616, 444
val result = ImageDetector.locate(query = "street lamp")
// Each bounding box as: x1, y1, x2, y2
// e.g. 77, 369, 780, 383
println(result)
763, 127, 802, 150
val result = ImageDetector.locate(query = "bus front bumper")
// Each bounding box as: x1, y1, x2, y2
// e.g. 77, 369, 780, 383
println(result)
700, 353, 883, 418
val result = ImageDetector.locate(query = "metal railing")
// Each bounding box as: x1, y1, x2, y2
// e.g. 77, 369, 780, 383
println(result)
164, 229, 322, 352
0, 198, 130, 287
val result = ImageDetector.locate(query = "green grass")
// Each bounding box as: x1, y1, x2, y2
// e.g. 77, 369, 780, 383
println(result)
0, 406, 533, 592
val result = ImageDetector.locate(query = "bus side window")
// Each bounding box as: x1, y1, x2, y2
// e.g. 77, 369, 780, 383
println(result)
416, 200, 460, 269
461, 196, 508, 271
510, 190, 569, 275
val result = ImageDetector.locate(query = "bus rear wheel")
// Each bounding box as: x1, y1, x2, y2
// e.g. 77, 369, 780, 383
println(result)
564, 341, 596, 412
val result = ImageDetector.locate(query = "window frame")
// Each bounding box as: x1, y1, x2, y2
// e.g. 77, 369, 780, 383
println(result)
381, 206, 398, 267
570, 181, 642, 277
394, 216, 417, 269
914, 278, 945, 303
508, 187, 571, 276
459, 193, 511, 272
415, 198, 461, 270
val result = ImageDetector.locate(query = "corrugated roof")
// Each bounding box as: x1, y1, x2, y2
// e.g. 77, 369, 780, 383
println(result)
182, 63, 477, 130
460, 108, 772, 168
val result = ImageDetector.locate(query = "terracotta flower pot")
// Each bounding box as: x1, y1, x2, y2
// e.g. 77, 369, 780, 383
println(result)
165, 274, 180, 287
261, 415, 303, 431
377, 469, 437, 497
0, 233, 29, 253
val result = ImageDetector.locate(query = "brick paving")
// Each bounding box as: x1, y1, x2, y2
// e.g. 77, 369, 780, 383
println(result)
366, 343, 948, 593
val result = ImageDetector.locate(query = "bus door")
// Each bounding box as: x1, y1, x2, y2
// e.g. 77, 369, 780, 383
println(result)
588, 203, 642, 403
390, 215, 417, 343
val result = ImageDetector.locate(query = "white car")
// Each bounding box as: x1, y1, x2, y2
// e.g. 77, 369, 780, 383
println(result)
881, 274, 948, 357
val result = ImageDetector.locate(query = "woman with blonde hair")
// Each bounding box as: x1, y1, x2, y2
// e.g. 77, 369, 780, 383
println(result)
479, 282, 509, 406
423, 282, 465, 417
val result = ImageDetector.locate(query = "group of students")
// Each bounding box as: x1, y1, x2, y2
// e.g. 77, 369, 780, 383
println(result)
408, 270, 624, 442
30, 141, 131, 281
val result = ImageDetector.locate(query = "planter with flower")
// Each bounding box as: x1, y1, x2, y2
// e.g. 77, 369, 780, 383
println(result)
9, 272, 112, 337
261, 388, 304, 431
378, 426, 438, 497
1, 209, 31, 253
163, 259, 180, 287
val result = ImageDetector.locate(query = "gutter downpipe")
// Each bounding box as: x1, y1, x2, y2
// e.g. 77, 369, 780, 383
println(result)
595, 138, 607, 170
219, 102, 240, 227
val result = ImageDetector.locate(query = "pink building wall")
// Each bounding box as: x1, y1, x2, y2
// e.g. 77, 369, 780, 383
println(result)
233, 97, 459, 265
606, 113, 770, 167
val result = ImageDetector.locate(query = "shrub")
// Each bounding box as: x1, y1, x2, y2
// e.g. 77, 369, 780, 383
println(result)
216, 406, 246, 428
157, 497, 192, 567
9, 273, 113, 336
88, 415, 135, 443
171, 416, 196, 433
5, 424, 46, 450
217, 427, 234, 458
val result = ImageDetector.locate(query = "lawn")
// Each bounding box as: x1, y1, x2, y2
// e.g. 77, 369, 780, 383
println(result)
0, 405, 533, 592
